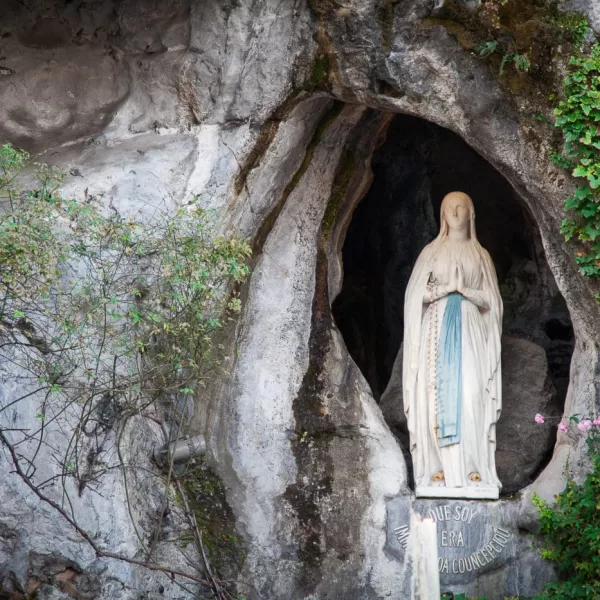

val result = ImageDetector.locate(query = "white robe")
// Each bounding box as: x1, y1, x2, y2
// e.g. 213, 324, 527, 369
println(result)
402, 236, 502, 491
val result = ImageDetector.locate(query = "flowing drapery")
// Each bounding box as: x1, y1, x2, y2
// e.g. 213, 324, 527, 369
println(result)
402, 205, 502, 492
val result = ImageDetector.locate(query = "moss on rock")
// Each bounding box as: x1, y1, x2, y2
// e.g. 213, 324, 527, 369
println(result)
424, 0, 590, 111
179, 460, 246, 581
309, 53, 330, 89
321, 148, 358, 238
234, 120, 281, 197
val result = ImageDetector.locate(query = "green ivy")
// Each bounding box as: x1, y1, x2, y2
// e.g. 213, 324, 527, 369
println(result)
554, 43, 600, 277
532, 461, 600, 597
531, 424, 600, 599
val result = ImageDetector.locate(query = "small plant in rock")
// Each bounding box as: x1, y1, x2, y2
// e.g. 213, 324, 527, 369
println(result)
475, 40, 499, 58
500, 51, 531, 75
474, 40, 530, 75
546, 9, 591, 49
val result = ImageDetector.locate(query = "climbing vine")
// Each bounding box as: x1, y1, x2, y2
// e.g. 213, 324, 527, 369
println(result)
554, 43, 600, 278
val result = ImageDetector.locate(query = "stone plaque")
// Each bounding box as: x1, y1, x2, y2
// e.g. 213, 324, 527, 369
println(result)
386, 497, 519, 586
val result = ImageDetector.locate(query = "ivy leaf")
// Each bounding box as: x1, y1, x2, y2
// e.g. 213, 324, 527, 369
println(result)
580, 203, 598, 218
585, 225, 600, 240
575, 185, 593, 199
589, 175, 600, 189
565, 195, 580, 210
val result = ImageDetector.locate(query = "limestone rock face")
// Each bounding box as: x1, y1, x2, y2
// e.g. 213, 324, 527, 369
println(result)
497, 336, 558, 493
0, 1, 599, 599
0, 45, 130, 151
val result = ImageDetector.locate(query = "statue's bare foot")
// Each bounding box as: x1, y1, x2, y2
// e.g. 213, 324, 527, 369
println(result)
432, 471, 445, 483
469, 472, 481, 482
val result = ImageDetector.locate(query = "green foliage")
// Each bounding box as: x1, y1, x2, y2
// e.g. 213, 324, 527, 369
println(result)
0, 143, 76, 297
0, 143, 251, 490
545, 9, 591, 49
474, 40, 530, 75
532, 462, 600, 597
468, 3, 590, 83
551, 150, 574, 170
475, 40, 498, 57
553, 43, 600, 277
531, 428, 600, 599
500, 51, 531, 75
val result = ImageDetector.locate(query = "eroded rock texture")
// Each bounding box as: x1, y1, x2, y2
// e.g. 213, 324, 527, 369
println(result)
1, 0, 600, 599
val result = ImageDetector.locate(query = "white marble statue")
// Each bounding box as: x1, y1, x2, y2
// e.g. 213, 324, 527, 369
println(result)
402, 191, 503, 499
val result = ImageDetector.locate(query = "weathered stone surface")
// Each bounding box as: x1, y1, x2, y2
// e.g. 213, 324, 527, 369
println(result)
216, 105, 409, 599
0, 44, 130, 151
0, 0, 599, 598
0, 374, 191, 599
0, 0, 314, 150
496, 335, 558, 493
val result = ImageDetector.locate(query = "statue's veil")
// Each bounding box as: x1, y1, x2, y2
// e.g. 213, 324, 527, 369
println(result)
431, 190, 481, 250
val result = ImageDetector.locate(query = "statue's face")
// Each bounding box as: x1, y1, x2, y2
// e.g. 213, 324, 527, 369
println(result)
443, 195, 470, 231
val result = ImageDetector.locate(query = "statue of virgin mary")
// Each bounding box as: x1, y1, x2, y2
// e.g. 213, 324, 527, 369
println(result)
402, 191, 502, 499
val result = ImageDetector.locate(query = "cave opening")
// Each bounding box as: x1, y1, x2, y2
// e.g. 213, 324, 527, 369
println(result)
332, 113, 574, 494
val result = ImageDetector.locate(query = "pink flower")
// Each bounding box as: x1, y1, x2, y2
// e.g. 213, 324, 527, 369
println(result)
558, 421, 568, 433
534, 413, 545, 424
578, 419, 593, 433
594, 417, 600, 426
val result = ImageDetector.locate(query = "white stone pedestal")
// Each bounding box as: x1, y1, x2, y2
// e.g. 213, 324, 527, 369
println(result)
416, 486, 499, 500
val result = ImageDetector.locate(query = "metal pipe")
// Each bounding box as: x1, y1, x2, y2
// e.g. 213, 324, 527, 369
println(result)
153, 434, 206, 468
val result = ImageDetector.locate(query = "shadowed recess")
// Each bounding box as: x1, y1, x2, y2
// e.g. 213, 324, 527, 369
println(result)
332, 113, 574, 493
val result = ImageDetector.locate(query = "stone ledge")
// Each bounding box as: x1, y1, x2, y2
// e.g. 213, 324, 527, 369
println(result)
416, 486, 499, 500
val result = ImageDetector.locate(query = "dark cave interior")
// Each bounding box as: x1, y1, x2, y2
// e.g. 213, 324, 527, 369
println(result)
332, 113, 574, 493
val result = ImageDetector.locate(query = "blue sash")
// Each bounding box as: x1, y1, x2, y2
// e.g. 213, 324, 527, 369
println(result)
436, 292, 462, 447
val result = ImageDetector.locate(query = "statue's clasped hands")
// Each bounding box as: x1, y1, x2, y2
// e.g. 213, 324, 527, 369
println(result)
447, 261, 465, 296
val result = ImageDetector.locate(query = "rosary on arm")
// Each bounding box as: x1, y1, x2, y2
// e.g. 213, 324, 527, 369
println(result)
423, 263, 489, 309
424, 278, 449, 303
